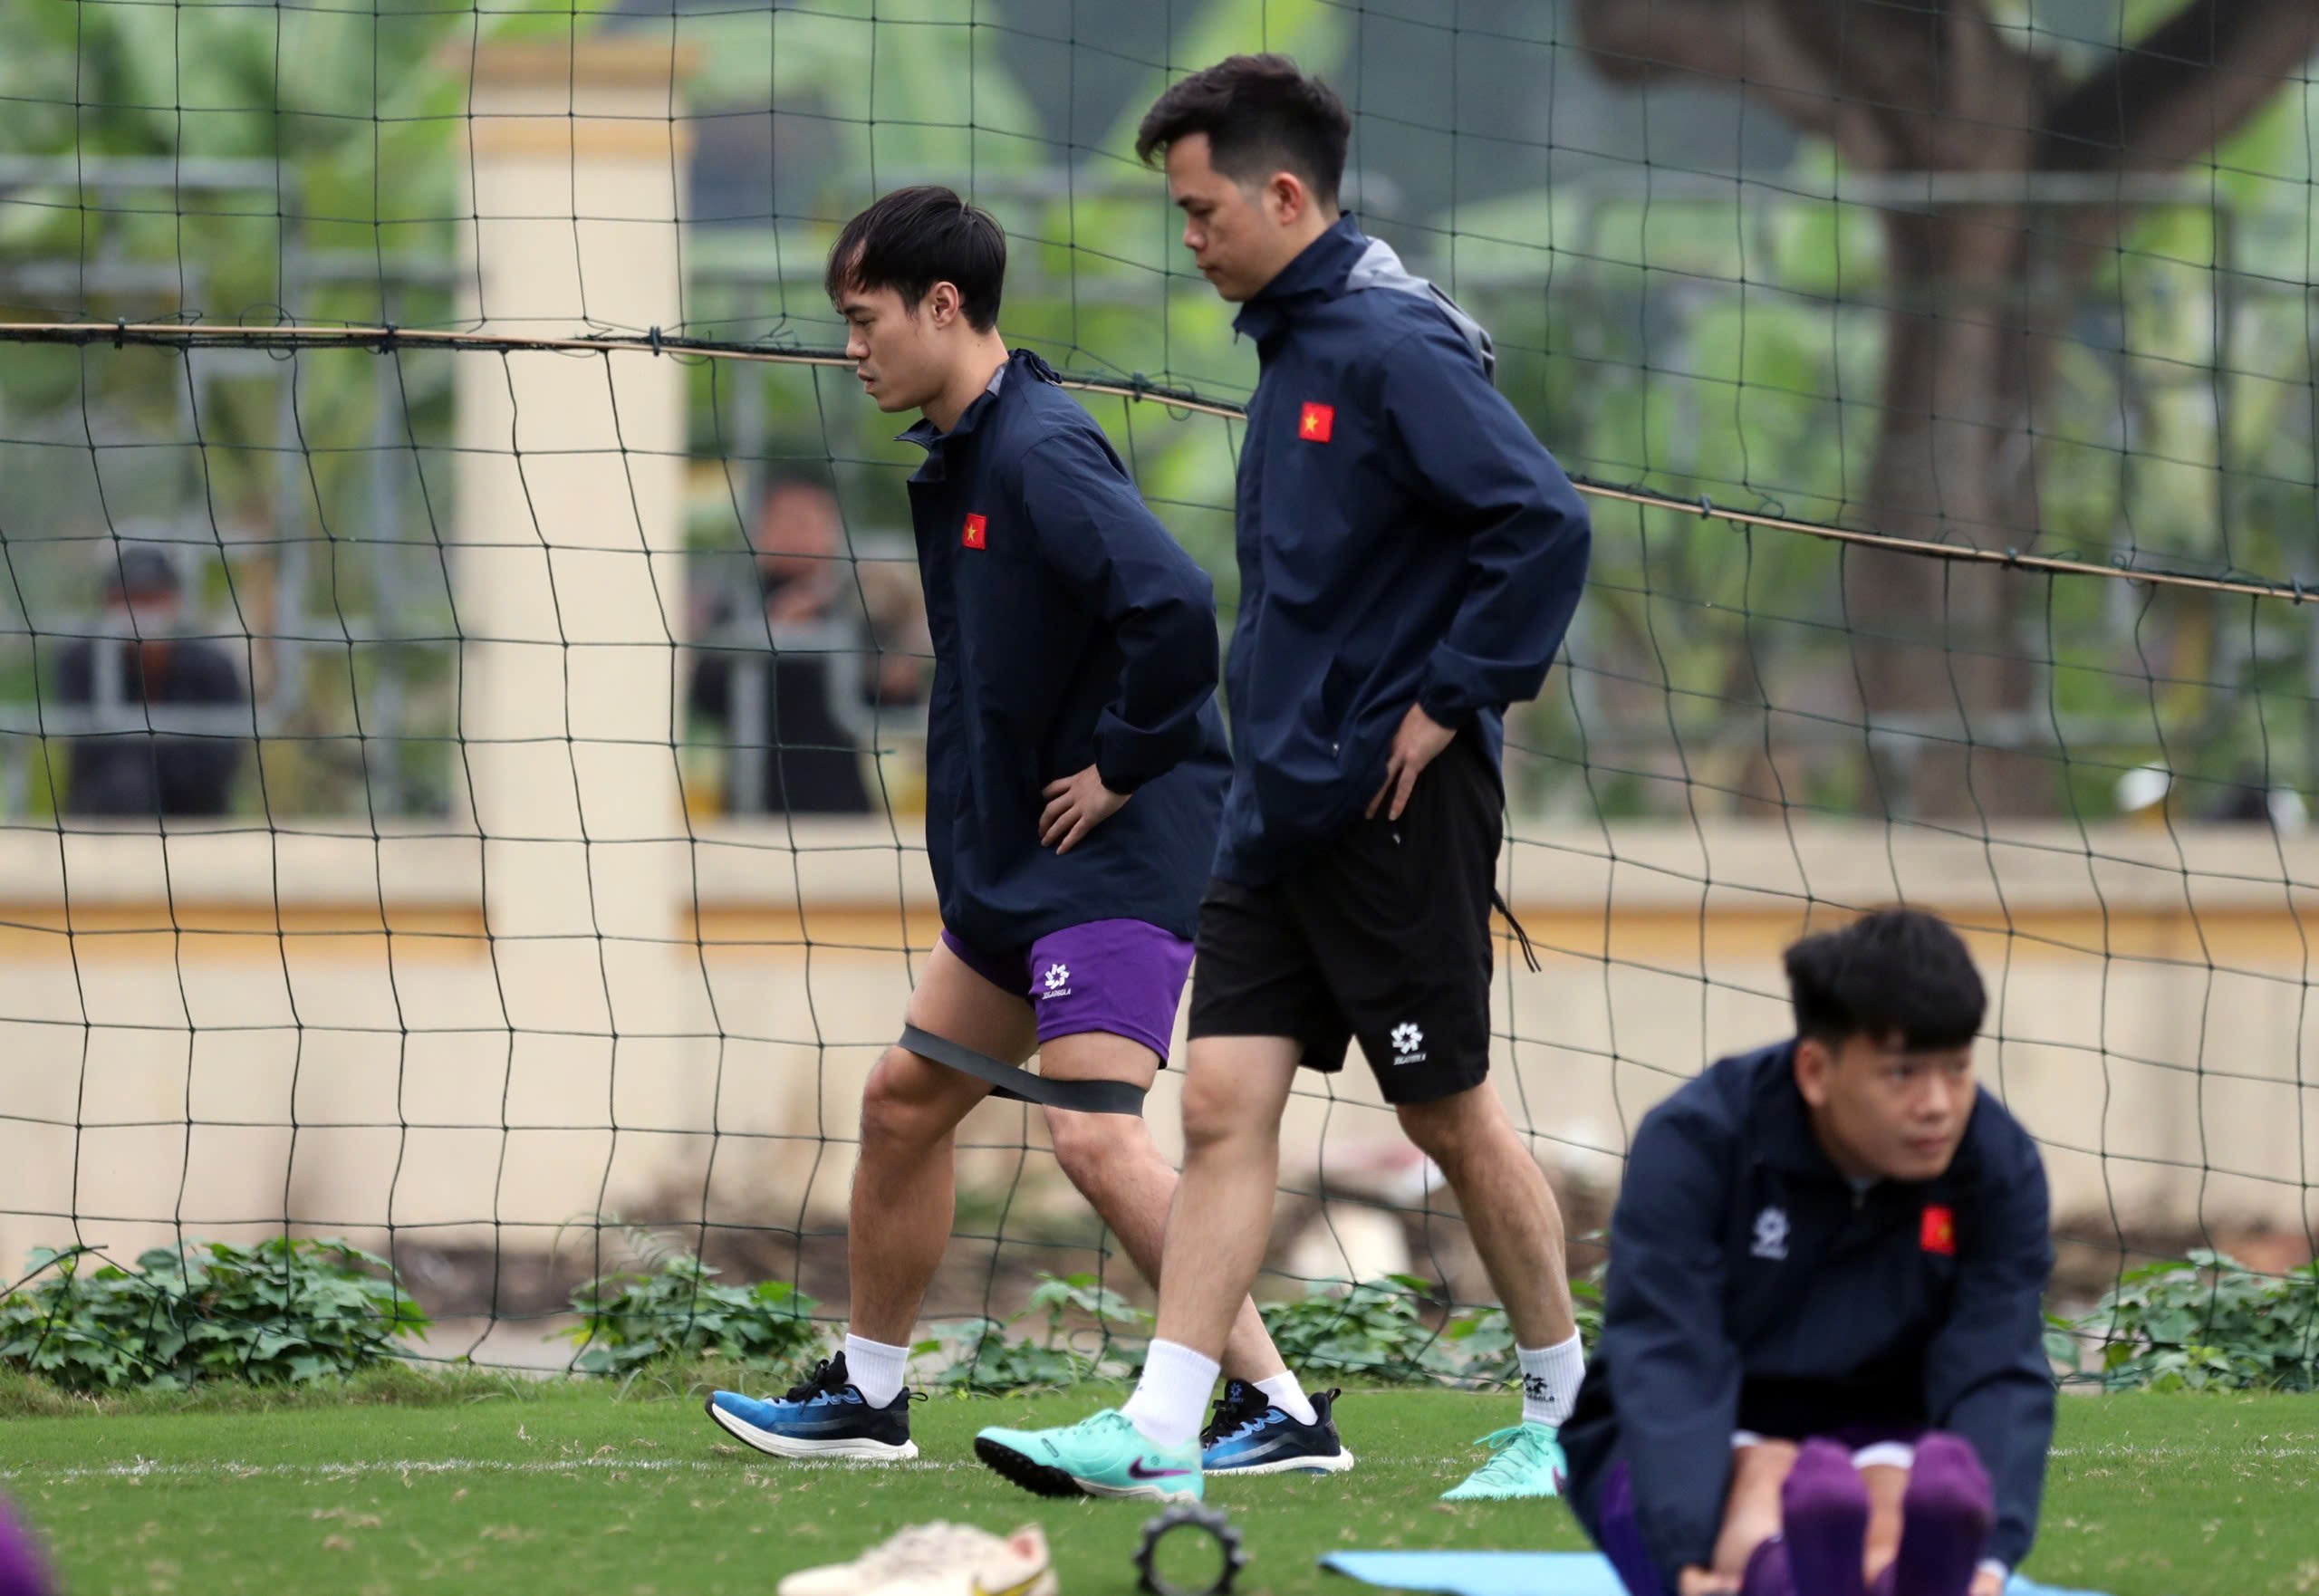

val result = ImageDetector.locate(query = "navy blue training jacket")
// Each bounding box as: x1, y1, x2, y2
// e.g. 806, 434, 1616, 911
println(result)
1217, 216, 1592, 884
1562, 1043, 2056, 1593
899, 348, 1229, 954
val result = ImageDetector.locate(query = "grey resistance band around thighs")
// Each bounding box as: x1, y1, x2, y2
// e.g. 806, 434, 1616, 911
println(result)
898, 1024, 1148, 1116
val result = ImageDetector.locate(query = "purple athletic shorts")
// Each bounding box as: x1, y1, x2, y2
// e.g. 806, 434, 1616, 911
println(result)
941, 919, 1196, 1062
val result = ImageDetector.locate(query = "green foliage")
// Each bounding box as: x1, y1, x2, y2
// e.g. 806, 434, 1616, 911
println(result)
560, 1228, 821, 1377
1256, 1275, 1600, 1387
2062, 1250, 2319, 1391
0, 1238, 428, 1392
920, 1272, 1150, 1393
920, 1271, 1610, 1394
1257, 1275, 1467, 1384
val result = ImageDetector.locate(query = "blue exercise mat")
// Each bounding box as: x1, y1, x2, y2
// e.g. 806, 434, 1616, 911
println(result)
1320, 1550, 2114, 1596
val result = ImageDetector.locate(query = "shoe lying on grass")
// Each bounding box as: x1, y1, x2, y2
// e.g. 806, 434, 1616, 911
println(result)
778, 1521, 1056, 1596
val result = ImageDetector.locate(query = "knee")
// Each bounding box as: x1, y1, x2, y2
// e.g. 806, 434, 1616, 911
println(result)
1395, 1085, 1497, 1168
860, 1047, 957, 1157
1045, 1108, 1143, 1194
1904, 1434, 1992, 1524
1780, 1438, 1867, 1520
1179, 1068, 1267, 1157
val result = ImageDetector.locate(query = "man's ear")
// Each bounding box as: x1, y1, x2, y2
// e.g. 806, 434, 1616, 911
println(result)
923, 281, 962, 329
1264, 169, 1311, 226
1793, 1035, 1833, 1109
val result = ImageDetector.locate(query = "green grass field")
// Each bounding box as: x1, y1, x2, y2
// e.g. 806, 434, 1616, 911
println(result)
2, 1379, 2314, 1596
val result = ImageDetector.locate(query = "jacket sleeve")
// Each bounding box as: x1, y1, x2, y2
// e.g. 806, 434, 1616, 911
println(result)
1604, 1101, 1744, 1593
1019, 431, 1221, 793
1924, 1117, 2056, 1572
1375, 321, 1593, 726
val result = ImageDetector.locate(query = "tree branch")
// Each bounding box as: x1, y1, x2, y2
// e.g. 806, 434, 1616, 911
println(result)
1570, 0, 1854, 146
2038, 0, 2319, 170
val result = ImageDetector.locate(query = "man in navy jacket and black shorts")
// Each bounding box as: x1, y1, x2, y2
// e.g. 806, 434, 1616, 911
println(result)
976, 56, 1595, 1504
705, 186, 1343, 1475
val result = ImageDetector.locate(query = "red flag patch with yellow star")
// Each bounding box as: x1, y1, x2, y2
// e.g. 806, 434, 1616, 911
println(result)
1298, 402, 1334, 443
1920, 1204, 1956, 1255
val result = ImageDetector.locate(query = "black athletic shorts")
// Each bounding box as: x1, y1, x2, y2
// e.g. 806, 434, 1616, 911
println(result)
1188, 731, 1501, 1104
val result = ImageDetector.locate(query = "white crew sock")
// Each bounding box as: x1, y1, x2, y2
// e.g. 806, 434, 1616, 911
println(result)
1255, 1370, 1318, 1426
1121, 1339, 1220, 1450
1518, 1333, 1586, 1427
842, 1332, 910, 1409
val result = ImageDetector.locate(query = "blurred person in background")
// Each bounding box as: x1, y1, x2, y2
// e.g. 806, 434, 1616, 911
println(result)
689, 470, 928, 815
53, 542, 248, 818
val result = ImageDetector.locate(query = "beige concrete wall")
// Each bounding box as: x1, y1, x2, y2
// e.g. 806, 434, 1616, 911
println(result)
2, 818, 2314, 1284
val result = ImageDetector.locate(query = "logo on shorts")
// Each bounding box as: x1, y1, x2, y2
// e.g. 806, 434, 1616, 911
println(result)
1751, 1207, 1789, 1261
1040, 962, 1072, 999
1390, 1022, 1427, 1064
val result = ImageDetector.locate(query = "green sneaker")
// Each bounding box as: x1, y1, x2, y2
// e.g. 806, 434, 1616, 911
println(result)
974, 1408, 1203, 1502
1439, 1421, 1568, 1501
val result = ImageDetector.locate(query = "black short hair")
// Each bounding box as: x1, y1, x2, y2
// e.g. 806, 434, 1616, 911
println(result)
1135, 53, 1352, 208
756, 466, 835, 511
824, 185, 1006, 333
101, 543, 181, 601
1784, 909, 1986, 1053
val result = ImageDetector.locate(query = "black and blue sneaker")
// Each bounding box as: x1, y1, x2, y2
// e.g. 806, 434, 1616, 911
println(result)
1198, 1380, 1355, 1476
705, 1353, 919, 1461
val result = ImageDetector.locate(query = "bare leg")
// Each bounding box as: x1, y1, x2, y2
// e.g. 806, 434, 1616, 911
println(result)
1146, 1034, 1304, 1360
1395, 1081, 1577, 1349
1860, 1465, 1909, 1586
846, 942, 1032, 1343
1713, 1440, 1800, 1578
1041, 1031, 1286, 1385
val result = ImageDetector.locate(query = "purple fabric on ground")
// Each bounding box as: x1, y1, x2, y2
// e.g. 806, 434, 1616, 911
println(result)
1780, 1437, 1870, 1596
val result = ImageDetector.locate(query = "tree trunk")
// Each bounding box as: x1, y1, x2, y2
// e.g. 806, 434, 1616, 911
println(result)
1846, 205, 2061, 819
1572, 0, 2319, 822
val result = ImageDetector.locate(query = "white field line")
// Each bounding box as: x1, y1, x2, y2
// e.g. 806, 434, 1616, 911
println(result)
1, 1455, 976, 1483
8, 1444, 2311, 1485
2047, 1444, 2318, 1458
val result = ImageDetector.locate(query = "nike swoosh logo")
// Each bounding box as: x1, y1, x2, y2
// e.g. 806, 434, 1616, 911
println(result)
972, 1572, 1044, 1596
1127, 1459, 1192, 1479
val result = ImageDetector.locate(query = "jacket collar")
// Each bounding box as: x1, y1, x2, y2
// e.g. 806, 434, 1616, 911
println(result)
898, 346, 1060, 455
1231, 214, 1370, 345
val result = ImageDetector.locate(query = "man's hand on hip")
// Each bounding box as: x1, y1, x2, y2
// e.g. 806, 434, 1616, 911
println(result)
1367, 702, 1458, 821
1040, 764, 1128, 854
1677, 1567, 1740, 1596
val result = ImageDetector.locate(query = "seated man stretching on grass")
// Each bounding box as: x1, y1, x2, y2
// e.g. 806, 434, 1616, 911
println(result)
704, 186, 1348, 1477
1562, 909, 2055, 1596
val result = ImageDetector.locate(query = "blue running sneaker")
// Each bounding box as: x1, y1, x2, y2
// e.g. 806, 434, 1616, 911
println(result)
1199, 1380, 1356, 1476
974, 1408, 1201, 1502
705, 1353, 918, 1461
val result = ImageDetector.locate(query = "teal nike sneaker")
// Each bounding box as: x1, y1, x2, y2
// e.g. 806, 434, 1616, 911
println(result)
1439, 1421, 1567, 1501
974, 1408, 1202, 1502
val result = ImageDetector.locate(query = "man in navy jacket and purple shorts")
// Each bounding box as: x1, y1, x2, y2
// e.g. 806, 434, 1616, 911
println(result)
704, 187, 1344, 1474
